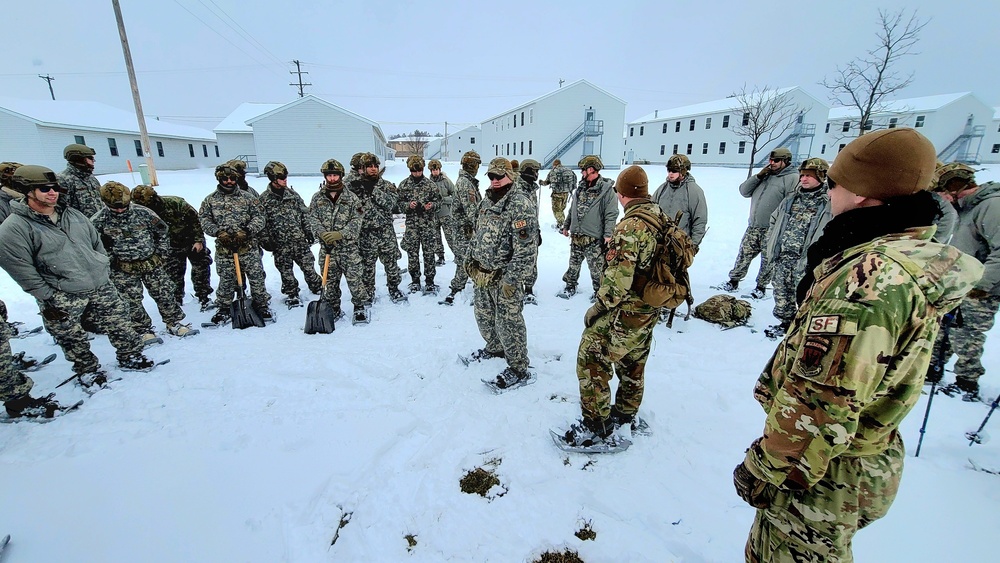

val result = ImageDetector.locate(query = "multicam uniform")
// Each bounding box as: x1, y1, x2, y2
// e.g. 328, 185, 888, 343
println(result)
562, 175, 618, 294
398, 175, 442, 287
259, 184, 322, 299
350, 176, 403, 296
447, 169, 482, 295
199, 186, 270, 312
576, 199, 664, 422
142, 194, 214, 306
467, 186, 538, 373
309, 185, 370, 312
542, 164, 576, 229
729, 166, 798, 287
742, 226, 982, 562
56, 164, 103, 218
91, 204, 186, 334
430, 172, 457, 262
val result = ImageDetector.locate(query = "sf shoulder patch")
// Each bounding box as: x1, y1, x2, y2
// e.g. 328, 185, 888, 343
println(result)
808, 315, 840, 334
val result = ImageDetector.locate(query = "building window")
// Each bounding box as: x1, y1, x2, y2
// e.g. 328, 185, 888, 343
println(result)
888, 117, 898, 129
825, 123, 830, 133
520, 111, 524, 126
738, 141, 746, 154
672, 144, 678, 155
188, 144, 195, 157
796, 113, 804, 124
862, 119, 873, 131
821, 144, 826, 154
73, 135, 85, 145
470, 137, 476, 144
689, 119, 695, 131
639, 126, 644, 136
529, 109, 533, 124
629, 127, 634, 137
520, 141, 524, 154
157, 141, 164, 157
662, 123, 667, 134
702, 143, 708, 155
660, 145, 665, 155
992, 144, 1000, 154
705, 117, 712, 130
134, 140, 143, 157
214, 146, 220, 157
722, 115, 730, 128
675, 121, 681, 133
842, 121, 850, 133
839, 143, 846, 152
202, 144, 208, 157
719, 142, 726, 154
513, 115, 516, 128
686, 143, 693, 155
915, 115, 925, 128
529, 140, 532, 154
506, 143, 509, 155
106, 138, 118, 157
742, 113, 749, 126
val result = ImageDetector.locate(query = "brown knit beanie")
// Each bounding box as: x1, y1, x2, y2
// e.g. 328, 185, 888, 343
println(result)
828, 128, 936, 199
616, 165, 648, 198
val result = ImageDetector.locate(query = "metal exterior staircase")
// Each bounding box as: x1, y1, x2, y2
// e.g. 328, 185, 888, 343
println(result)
754, 123, 816, 166
937, 125, 985, 164
543, 120, 603, 169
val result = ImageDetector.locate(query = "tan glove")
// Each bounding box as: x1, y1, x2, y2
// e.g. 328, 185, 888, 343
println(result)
584, 301, 607, 328
465, 260, 492, 288
232, 229, 249, 249
215, 231, 233, 249
319, 231, 343, 245
500, 282, 517, 299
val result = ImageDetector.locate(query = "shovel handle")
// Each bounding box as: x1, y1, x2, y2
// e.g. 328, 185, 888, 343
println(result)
321, 254, 330, 288
233, 253, 243, 284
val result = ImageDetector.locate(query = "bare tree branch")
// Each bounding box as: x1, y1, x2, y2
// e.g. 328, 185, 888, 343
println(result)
730, 85, 806, 178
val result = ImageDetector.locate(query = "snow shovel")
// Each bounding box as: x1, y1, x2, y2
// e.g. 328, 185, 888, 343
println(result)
230, 253, 265, 329
304, 254, 336, 334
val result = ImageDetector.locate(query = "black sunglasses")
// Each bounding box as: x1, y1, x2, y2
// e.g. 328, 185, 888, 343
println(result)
487, 172, 506, 181
273, 173, 288, 180
221, 175, 239, 182
36, 185, 62, 193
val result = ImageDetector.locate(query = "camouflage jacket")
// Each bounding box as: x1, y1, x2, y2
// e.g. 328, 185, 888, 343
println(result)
91, 204, 170, 262
766, 185, 831, 278
430, 173, 456, 218
745, 226, 983, 490
542, 165, 576, 194
0, 187, 19, 223
452, 170, 482, 232
151, 195, 205, 250
237, 179, 260, 198
56, 164, 103, 219
651, 174, 708, 246
349, 177, 398, 230
565, 176, 618, 239
259, 184, 314, 248
515, 177, 540, 209
468, 187, 538, 286
952, 181, 1000, 295
397, 175, 442, 226
198, 186, 265, 240
597, 200, 663, 314
739, 165, 799, 228
308, 187, 364, 255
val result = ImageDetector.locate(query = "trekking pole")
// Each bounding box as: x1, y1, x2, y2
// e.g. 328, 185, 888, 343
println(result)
967, 394, 1000, 446
915, 312, 953, 457
665, 308, 677, 329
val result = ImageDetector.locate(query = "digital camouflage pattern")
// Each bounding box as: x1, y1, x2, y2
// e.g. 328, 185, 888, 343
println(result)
766, 185, 831, 323
514, 175, 542, 289
259, 184, 322, 297
0, 298, 33, 402
92, 204, 185, 333
57, 163, 102, 218
309, 185, 370, 311
728, 226, 772, 289
468, 186, 538, 372
693, 294, 752, 328
935, 295, 1000, 388
199, 186, 270, 310
134, 193, 213, 304
447, 169, 482, 293
349, 175, 403, 295
430, 172, 457, 262
44, 283, 144, 375
743, 226, 983, 562
398, 174, 442, 284
576, 200, 663, 421
562, 236, 605, 294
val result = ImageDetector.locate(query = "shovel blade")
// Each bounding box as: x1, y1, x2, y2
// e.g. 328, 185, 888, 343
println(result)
230, 297, 265, 329
304, 300, 336, 334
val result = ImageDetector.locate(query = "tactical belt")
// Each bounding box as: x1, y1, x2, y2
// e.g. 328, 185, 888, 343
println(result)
113, 254, 163, 274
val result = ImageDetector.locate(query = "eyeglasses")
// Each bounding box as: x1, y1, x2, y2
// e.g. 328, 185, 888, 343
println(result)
667, 167, 681, 173
273, 173, 287, 180
36, 185, 62, 193
487, 172, 506, 181
221, 175, 238, 182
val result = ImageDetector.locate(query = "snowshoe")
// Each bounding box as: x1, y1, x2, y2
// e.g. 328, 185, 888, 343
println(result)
118, 354, 167, 372
284, 295, 302, 309
458, 348, 506, 366
435, 256, 446, 267
167, 323, 199, 338
408, 282, 422, 294
202, 311, 231, 328
523, 290, 537, 305
439, 290, 458, 306
141, 332, 164, 348
388, 288, 408, 304
2, 393, 83, 422
551, 419, 631, 454
253, 304, 275, 324
15, 352, 57, 372
556, 285, 577, 299
609, 409, 652, 437
764, 322, 790, 340
743, 286, 768, 300
198, 299, 216, 312
422, 283, 440, 296
711, 279, 739, 292
351, 306, 370, 326
589, 292, 598, 303
13, 326, 43, 339
482, 367, 536, 394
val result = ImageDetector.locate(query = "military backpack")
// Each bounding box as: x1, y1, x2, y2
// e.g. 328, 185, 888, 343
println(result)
630, 208, 696, 309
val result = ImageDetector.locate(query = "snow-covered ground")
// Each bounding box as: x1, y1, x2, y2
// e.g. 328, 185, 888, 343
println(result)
1, 163, 998, 562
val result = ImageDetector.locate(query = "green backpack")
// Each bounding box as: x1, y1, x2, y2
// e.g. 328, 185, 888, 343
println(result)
630, 208, 696, 309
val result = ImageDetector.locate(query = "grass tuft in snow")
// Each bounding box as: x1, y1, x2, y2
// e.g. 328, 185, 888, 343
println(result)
533, 549, 586, 563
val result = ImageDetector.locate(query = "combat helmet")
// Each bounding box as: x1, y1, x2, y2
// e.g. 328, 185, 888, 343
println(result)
428, 159, 442, 171
320, 159, 345, 176
263, 161, 289, 181
667, 154, 691, 174
487, 157, 514, 182
349, 152, 364, 171
63, 143, 96, 162
226, 159, 248, 178
769, 147, 792, 163
461, 150, 481, 173
936, 162, 976, 192
100, 181, 131, 209
798, 157, 830, 181
131, 185, 162, 209
215, 163, 239, 182
0, 162, 23, 187
406, 155, 425, 172
359, 152, 380, 169
10, 165, 61, 195
578, 155, 603, 171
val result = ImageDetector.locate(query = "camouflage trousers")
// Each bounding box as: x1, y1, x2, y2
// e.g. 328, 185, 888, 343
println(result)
447, 230, 472, 294
402, 217, 438, 284
0, 301, 32, 402
729, 226, 773, 288
770, 255, 801, 323
934, 294, 1000, 384
318, 243, 371, 312
551, 192, 569, 229
165, 246, 213, 304
525, 229, 541, 290
746, 432, 904, 563
110, 266, 185, 333
562, 235, 605, 293
214, 246, 270, 310
360, 225, 403, 294
576, 308, 657, 421
273, 241, 322, 298
39, 283, 143, 375
433, 215, 458, 261
473, 278, 529, 372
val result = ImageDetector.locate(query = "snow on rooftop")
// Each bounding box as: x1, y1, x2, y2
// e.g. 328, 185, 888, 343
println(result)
631, 87, 799, 123
827, 92, 972, 120
213, 102, 283, 133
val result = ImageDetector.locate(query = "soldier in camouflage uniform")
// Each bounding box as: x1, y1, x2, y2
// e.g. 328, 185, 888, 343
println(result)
92, 182, 197, 342
343, 153, 364, 191
428, 159, 456, 266
398, 155, 442, 293
442, 151, 483, 305
56, 143, 103, 219
226, 159, 260, 197
931, 163, 1000, 402
310, 159, 371, 323
464, 158, 538, 388
1, 296, 68, 418
258, 161, 322, 308
562, 166, 667, 447
515, 159, 543, 301
0, 166, 154, 383
349, 152, 406, 302
131, 185, 214, 310
722, 147, 799, 297
1, 161, 24, 222
733, 129, 984, 563
540, 159, 576, 230
560, 156, 618, 300
651, 155, 708, 250
199, 164, 272, 323
763, 158, 832, 338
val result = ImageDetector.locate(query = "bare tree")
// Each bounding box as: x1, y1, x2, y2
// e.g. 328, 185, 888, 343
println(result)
730, 85, 805, 178
399, 129, 431, 157
821, 9, 927, 140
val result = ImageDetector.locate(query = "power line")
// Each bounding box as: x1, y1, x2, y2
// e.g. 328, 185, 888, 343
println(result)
195, 0, 288, 69
0, 65, 266, 77
170, 0, 284, 79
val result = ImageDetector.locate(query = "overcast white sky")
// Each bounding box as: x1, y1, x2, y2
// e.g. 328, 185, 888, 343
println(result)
3, 0, 996, 137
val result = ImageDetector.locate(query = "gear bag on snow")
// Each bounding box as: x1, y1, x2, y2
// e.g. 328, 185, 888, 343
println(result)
693, 294, 752, 327
629, 209, 696, 309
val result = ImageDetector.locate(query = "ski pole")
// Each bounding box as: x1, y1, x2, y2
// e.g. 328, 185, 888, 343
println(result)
967, 394, 1000, 446
915, 312, 953, 457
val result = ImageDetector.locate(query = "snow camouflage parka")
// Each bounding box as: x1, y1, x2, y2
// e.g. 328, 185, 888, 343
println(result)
651, 174, 708, 246
952, 181, 1000, 295
739, 164, 799, 228
743, 225, 983, 560
56, 164, 103, 219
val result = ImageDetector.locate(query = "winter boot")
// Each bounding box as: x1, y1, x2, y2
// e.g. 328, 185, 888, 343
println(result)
11, 351, 39, 371
4, 393, 63, 419
167, 323, 199, 338
469, 348, 505, 362
492, 367, 531, 390
764, 321, 791, 340
523, 287, 537, 305
557, 285, 577, 299
141, 332, 163, 348
253, 303, 274, 322
720, 279, 739, 292
283, 294, 301, 308
79, 369, 109, 388
352, 305, 369, 325
198, 298, 215, 312
388, 287, 407, 303
422, 281, 439, 296
956, 378, 981, 402
119, 354, 155, 371
441, 290, 458, 305
408, 281, 422, 294
562, 417, 613, 447
436, 256, 446, 267
210, 310, 231, 325
748, 286, 767, 300
609, 406, 635, 430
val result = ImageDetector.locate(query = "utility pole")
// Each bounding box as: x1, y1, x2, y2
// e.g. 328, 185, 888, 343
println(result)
111, 0, 158, 185
443, 121, 448, 161
289, 60, 311, 97
38, 75, 56, 100
559, 79, 565, 88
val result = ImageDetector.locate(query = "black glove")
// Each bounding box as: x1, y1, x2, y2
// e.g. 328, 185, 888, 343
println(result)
733, 461, 775, 509
584, 301, 607, 328
41, 300, 69, 322
463, 224, 474, 239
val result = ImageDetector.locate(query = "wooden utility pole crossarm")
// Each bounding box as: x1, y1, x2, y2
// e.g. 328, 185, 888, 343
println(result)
112, 0, 158, 186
